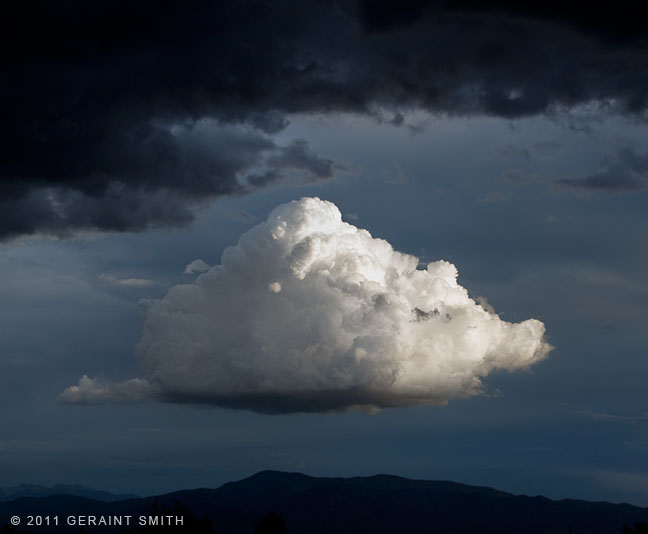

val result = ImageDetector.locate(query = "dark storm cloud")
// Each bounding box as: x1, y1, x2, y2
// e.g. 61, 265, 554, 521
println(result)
0, 121, 334, 238
357, 1, 648, 45
4, 0, 648, 239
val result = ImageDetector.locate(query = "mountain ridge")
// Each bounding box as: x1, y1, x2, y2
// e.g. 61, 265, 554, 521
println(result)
1, 470, 646, 533
0, 483, 138, 502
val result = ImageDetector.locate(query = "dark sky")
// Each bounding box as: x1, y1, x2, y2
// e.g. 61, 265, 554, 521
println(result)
1, 0, 648, 505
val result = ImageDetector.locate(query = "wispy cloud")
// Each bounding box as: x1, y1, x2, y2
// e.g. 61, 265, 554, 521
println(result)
578, 410, 648, 424
98, 274, 157, 288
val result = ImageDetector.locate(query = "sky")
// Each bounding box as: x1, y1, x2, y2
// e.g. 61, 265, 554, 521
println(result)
1, 0, 648, 506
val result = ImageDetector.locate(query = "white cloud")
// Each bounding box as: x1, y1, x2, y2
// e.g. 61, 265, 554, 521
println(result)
58, 375, 152, 404
64, 197, 551, 413
267, 282, 282, 294
183, 259, 211, 275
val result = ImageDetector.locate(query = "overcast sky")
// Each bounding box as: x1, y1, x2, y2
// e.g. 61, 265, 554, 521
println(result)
1, 0, 648, 505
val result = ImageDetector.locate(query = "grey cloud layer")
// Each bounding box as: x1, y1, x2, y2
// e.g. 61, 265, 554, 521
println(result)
501, 147, 648, 193
4, 1, 648, 239
61, 198, 551, 413
553, 148, 648, 193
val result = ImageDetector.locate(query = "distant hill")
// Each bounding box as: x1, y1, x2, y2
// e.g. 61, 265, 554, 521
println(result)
0, 483, 138, 502
1, 470, 647, 533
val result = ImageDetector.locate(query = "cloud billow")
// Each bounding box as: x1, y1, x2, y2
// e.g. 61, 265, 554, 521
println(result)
61, 198, 551, 413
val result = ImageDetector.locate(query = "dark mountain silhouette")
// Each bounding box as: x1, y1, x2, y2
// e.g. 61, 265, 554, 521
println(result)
0, 484, 137, 502
1, 471, 647, 533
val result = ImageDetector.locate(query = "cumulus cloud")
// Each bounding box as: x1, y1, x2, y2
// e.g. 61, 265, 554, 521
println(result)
183, 259, 211, 275
62, 197, 551, 413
